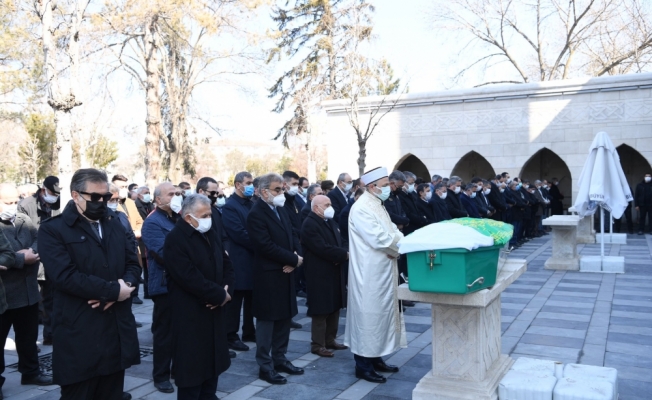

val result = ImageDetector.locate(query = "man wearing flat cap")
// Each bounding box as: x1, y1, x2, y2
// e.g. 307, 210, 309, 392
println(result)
344, 167, 406, 384
18, 176, 62, 346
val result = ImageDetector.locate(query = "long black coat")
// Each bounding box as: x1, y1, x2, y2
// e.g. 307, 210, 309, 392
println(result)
416, 198, 437, 224
37, 201, 140, 386
164, 219, 235, 388
446, 189, 468, 218
301, 213, 348, 316
247, 200, 300, 321
397, 191, 427, 235
428, 195, 451, 222
384, 191, 409, 227
548, 183, 565, 215
222, 195, 255, 290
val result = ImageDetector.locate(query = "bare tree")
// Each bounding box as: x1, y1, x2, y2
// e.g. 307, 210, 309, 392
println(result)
34, 0, 90, 201
19, 130, 41, 182
430, 0, 652, 86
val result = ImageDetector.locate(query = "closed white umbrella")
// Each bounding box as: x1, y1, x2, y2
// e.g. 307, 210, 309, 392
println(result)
573, 131, 634, 262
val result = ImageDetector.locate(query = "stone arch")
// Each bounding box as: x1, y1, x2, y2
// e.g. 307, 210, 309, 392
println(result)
394, 154, 430, 182
450, 151, 496, 183
616, 144, 652, 190
520, 148, 572, 210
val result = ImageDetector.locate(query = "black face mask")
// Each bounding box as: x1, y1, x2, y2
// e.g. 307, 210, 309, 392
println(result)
82, 200, 107, 221
208, 195, 217, 205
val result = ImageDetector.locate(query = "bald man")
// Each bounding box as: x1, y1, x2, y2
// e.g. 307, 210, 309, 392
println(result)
300, 195, 349, 358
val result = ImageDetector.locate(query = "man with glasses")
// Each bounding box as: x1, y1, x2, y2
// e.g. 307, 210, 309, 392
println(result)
327, 173, 352, 224
141, 182, 183, 394
247, 173, 304, 385
38, 168, 140, 399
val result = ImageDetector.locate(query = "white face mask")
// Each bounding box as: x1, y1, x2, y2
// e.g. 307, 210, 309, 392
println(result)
344, 182, 353, 192
190, 214, 212, 233
323, 206, 335, 219
170, 195, 183, 213
43, 192, 59, 204
484, 189, 491, 195
523, 184, 529, 189
287, 185, 299, 196
425, 191, 432, 201
439, 191, 447, 200
543, 185, 548, 189
216, 197, 226, 208
0, 204, 17, 221
142, 194, 152, 203
119, 188, 129, 199
183, 189, 194, 197
271, 192, 286, 207
454, 186, 461, 194
406, 184, 415, 193
476, 185, 482, 191
500, 188, 505, 193
470, 192, 477, 198
646, 177, 652, 183
107, 203, 118, 211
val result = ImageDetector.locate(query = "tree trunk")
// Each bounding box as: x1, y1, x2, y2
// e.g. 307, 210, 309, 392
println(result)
306, 141, 316, 183
357, 139, 366, 177
54, 110, 74, 199
143, 14, 163, 187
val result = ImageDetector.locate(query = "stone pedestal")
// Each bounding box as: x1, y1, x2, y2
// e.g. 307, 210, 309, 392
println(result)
596, 233, 627, 244
568, 207, 596, 244
542, 216, 580, 271
398, 259, 527, 400
580, 256, 625, 273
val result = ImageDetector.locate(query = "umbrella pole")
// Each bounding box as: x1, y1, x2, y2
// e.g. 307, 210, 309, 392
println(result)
610, 214, 613, 243
601, 206, 605, 271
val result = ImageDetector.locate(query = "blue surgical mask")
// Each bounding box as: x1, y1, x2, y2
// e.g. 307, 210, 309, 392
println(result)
517, 183, 522, 189
374, 186, 391, 201
243, 184, 254, 197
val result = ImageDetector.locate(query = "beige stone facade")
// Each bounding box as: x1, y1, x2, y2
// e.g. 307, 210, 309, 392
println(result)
323, 73, 652, 212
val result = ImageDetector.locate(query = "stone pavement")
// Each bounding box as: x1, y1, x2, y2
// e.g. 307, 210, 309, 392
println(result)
2, 234, 651, 399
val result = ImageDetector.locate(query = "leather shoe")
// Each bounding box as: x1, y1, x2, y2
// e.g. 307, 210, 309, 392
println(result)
259, 370, 287, 385
132, 296, 143, 304
21, 374, 53, 386
154, 380, 174, 393
290, 320, 302, 329
229, 350, 237, 359
311, 347, 334, 357
373, 361, 399, 373
326, 342, 348, 350
402, 300, 416, 307
42, 338, 52, 346
355, 368, 386, 383
122, 392, 132, 400
274, 361, 304, 375
228, 340, 249, 351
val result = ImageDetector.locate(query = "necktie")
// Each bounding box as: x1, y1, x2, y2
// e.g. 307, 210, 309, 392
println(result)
273, 207, 280, 220
91, 222, 101, 239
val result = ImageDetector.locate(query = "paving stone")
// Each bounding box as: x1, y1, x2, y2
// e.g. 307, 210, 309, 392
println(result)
606, 341, 652, 356
519, 333, 584, 349
512, 343, 580, 362
611, 310, 651, 320
363, 378, 417, 399
257, 383, 341, 400
618, 378, 652, 399
609, 325, 652, 336
336, 380, 380, 400
530, 318, 590, 330
544, 300, 594, 309
547, 295, 596, 303
223, 385, 265, 400
525, 326, 586, 339
608, 332, 652, 346
536, 312, 591, 322
551, 290, 597, 298
540, 305, 594, 316
218, 372, 259, 393
605, 351, 652, 369
286, 370, 359, 391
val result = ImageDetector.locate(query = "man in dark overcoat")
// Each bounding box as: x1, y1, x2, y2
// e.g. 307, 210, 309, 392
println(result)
37, 168, 140, 399
164, 194, 234, 400
301, 195, 349, 358
247, 173, 304, 385
222, 171, 257, 352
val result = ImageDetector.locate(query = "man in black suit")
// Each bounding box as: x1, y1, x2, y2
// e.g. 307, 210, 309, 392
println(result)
488, 175, 507, 221
301, 184, 323, 222
301, 195, 349, 358
281, 171, 302, 237
445, 176, 468, 218
394, 171, 426, 235
296, 177, 309, 210
327, 173, 352, 224
428, 183, 451, 222
247, 173, 305, 385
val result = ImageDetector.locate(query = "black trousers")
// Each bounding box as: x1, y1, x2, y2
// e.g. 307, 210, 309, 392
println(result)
38, 279, 53, 341
615, 204, 634, 233
142, 260, 150, 299
60, 369, 124, 400
639, 206, 652, 233
226, 290, 255, 342
0, 303, 40, 387
151, 294, 173, 383
177, 376, 219, 400
354, 354, 383, 373
255, 318, 290, 373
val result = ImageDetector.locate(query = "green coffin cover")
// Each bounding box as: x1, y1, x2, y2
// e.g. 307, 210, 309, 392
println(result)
406, 244, 502, 294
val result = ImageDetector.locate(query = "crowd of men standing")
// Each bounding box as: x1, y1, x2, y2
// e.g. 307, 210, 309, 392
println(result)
0, 166, 651, 400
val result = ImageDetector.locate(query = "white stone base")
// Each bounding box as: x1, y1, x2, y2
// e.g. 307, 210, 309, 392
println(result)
413, 356, 514, 400
596, 233, 627, 244
545, 257, 580, 271
580, 256, 625, 273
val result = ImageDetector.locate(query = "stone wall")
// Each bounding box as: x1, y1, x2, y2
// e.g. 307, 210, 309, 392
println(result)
322, 73, 652, 210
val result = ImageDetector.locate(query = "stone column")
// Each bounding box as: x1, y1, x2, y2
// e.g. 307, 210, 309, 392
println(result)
542, 215, 580, 271
398, 259, 527, 400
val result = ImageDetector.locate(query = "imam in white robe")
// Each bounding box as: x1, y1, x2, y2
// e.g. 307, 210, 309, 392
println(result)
344, 191, 407, 357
